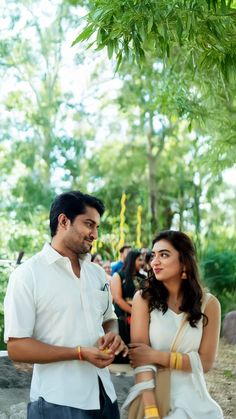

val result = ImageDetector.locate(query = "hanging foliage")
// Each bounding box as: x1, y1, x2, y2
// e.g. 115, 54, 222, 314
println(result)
72, 0, 236, 78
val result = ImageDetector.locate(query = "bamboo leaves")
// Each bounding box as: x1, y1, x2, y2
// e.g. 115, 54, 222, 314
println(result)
72, 0, 236, 79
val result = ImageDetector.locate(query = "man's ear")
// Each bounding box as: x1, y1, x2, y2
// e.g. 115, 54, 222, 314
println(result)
58, 213, 70, 230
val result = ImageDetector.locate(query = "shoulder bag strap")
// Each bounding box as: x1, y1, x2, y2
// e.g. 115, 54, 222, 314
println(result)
170, 314, 189, 352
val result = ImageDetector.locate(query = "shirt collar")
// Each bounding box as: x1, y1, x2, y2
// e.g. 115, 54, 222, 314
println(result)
42, 243, 91, 265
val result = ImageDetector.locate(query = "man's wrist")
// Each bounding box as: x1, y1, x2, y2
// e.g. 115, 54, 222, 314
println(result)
77, 346, 83, 361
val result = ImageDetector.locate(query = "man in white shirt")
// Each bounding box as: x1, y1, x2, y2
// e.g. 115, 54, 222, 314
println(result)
4, 191, 128, 419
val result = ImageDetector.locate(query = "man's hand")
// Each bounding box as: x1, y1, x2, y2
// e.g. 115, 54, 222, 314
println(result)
80, 346, 115, 368
97, 332, 128, 358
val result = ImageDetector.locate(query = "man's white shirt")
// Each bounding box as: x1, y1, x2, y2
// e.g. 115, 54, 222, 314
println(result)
4, 243, 117, 409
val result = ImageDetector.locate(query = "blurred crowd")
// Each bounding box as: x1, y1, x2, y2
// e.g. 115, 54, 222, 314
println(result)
91, 245, 152, 359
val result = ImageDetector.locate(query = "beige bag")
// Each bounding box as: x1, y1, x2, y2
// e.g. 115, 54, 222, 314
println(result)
128, 368, 171, 419
128, 315, 188, 419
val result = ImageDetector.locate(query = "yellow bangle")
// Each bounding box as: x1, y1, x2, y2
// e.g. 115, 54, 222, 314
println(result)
176, 352, 182, 370
170, 352, 177, 369
170, 352, 182, 370
144, 406, 159, 418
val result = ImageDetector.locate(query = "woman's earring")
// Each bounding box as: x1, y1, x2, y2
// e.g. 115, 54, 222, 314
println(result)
181, 271, 187, 279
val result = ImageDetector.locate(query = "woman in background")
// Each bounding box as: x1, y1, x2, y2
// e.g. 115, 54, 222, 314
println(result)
111, 250, 146, 348
91, 252, 103, 266
143, 250, 152, 275
103, 260, 113, 293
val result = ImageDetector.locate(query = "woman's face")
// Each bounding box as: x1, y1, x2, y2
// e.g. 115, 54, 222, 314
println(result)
135, 255, 144, 272
93, 254, 103, 266
103, 261, 112, 275
150, 239, 183, 283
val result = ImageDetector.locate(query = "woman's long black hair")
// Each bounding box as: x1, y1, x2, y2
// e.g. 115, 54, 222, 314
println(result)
121, 250, 143, 297
142, 230, 207, 327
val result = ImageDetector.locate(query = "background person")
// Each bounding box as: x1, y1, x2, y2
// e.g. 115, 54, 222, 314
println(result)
111, 250, 146, 350
111, 245, 132, 276
103, 260, 113, 295
143, 249, 153, 275
128, 230, 223, 419
91, 252, 103, 266
103, 260, 112, 277
4, 190, 128, 419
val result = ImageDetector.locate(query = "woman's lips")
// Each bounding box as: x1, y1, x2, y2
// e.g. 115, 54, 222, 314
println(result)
154, 268, 163, 274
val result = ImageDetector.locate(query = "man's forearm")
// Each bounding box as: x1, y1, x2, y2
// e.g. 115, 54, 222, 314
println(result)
7, 337, 77, 364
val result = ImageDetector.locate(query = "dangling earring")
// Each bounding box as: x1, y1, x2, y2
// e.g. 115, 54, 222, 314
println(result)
181, 271, 187, 279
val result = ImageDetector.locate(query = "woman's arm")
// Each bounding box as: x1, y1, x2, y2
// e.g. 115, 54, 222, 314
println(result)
110, 273, 132, 314
198, 295, 221, 372
130, 291, 157, 409
130, 295, 221, 374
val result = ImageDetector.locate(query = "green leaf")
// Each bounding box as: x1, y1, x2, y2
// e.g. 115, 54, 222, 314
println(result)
147, 15, 154, 34
176, 17, 183, 45
115, 50, 123, 72
71, 24, 94, 46
107, 41, 114, 59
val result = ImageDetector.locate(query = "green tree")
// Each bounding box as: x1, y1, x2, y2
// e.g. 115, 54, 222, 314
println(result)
72, 0, 236, 78
0, 0, 91, 251
71, 0, 236, 168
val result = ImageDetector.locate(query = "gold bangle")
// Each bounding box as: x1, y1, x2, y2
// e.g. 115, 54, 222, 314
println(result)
176, 352, 183, 370
170, 352, 177, 369
144, 406, 159, 418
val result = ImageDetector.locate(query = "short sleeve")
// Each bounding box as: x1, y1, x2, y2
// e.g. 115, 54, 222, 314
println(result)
4, 265, 36, 342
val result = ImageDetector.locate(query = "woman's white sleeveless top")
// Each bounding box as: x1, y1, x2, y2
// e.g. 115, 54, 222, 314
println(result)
149, 293, 223, 419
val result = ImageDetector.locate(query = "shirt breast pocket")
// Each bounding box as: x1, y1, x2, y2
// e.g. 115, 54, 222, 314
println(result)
92, 289, 109, 318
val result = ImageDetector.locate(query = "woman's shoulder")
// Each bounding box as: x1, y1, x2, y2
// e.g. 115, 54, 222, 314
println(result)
202, 291, 220, 312
133, 289, 148, 304
132, 290, 149, 315
117, 270, 125, 279
113, 270, 123, 280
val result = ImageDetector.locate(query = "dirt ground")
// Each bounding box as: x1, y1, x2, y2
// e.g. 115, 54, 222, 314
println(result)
204, 338, 236, 419
0, 338, 235, 418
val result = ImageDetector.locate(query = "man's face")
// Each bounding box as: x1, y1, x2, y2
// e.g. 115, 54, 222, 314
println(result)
63, 206, 100, 255
122, 247, 131, 260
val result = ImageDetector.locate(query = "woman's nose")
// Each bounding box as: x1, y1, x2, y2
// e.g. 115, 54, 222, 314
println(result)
151, 255, 161, 266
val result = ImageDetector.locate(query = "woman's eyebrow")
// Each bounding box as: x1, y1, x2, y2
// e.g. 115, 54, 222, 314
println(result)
158, 249, 171, 253
152, 249, 171, 254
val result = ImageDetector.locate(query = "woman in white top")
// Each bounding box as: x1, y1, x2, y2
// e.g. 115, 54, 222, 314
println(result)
128, 230, 223, 419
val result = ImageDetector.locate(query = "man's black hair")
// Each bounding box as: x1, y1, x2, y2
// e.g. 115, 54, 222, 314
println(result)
119, 244, 132, 254
49, 190, 105, 237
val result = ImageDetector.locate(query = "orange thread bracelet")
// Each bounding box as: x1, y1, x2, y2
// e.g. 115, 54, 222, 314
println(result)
77, 346, 83, 361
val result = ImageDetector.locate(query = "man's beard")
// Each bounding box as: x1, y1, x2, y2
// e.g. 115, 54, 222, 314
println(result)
77, 239, 93, 254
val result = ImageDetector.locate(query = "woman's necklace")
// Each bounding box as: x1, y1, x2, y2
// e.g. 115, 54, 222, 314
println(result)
168, 297, 182, 313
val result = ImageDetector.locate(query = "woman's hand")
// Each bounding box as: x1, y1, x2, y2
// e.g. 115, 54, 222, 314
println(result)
128, 343, 156, 368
